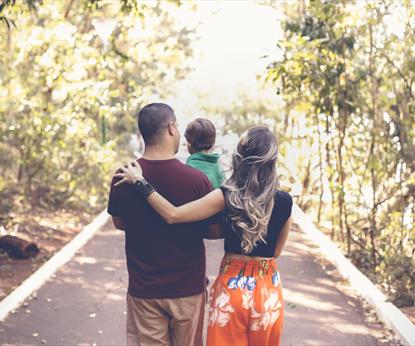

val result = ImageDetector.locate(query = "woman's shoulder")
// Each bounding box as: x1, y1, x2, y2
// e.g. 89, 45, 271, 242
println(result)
274, 190, 293, 209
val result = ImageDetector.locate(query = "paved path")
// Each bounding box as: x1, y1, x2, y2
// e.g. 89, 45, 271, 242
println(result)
0, 222, 398, 345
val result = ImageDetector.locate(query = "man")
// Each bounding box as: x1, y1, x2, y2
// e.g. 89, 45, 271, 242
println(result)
107, 103, 221, 346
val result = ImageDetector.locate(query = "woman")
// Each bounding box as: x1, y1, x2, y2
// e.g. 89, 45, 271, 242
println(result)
115, 126, 293, 346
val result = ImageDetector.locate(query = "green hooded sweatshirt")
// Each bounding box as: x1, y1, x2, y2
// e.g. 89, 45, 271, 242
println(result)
186, 152, 225, 189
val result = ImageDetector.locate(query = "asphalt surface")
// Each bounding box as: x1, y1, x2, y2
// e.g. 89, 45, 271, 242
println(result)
0, 222, 397, 345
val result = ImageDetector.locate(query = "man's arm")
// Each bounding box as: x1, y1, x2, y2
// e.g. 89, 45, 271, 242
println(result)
108, 168, 131, 231
112, 216, 126, 231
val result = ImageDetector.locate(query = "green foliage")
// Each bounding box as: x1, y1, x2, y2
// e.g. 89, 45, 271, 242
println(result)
0, 0, 164, 28
0, 0, 40, 28
269, 0, 415, 305
0, 1, 195, 209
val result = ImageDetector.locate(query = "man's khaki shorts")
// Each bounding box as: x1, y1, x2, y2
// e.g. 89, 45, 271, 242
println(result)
127, 292, 205, 346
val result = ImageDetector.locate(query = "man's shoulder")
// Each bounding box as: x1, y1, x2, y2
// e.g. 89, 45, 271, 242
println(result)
139, 158, 209, 182
180, 165, 213, 189
181, 163, 210, 179
170, 159, 213, 193
170, 158, 210, 180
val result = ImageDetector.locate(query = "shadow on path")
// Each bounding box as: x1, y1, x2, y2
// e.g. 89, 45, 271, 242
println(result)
0, 222, 399, 345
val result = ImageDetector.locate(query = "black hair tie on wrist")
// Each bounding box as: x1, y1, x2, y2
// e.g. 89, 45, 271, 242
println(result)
134, 179, 156, 198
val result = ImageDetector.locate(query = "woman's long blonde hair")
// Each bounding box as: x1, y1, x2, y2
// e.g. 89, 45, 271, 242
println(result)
222, 126, 279, 253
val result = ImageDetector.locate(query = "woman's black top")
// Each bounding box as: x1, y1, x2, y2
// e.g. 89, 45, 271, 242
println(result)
220, 186, 293, 258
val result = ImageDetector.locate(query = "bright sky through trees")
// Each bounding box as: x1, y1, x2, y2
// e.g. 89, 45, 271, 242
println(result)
167, 1, 282, 123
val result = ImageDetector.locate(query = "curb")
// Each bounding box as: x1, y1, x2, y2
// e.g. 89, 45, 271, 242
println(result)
0, 209, 110, 322
292, 204, 415, 346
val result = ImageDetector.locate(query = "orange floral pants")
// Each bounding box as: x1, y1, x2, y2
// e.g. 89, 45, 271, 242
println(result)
207, 257, 284, 346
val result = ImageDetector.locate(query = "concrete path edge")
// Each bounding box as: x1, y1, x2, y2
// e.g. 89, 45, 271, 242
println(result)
292, 204, 415, 346
0, 209, 110, 322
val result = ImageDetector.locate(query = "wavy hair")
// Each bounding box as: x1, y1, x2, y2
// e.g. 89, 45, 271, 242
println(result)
222, 126, 279, 254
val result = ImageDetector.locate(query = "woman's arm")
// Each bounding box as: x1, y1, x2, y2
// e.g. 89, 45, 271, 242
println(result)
114, 161, 225, 224
273, 216, 292, 258
147, 189, 224, 224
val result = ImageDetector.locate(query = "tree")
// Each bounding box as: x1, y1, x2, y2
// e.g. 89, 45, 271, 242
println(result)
267, 0, 415, 306
0, 0, 196, 210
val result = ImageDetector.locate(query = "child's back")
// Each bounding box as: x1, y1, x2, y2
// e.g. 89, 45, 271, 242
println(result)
185, 118, 225, 189
186, 152, 224, 189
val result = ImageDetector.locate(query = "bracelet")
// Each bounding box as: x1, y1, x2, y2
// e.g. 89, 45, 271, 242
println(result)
134, 179, 156, 198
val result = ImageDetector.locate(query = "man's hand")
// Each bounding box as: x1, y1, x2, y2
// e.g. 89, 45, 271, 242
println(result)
114, 161, 143, 186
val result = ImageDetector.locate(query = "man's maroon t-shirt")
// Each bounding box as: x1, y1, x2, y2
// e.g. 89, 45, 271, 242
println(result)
107, 158, 213, 299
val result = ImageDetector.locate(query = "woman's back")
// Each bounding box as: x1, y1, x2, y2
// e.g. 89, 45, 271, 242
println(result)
221, 188, 293, 257
208, 188, 292, 346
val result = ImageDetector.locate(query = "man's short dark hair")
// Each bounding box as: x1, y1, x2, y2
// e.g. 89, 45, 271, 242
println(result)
185, 118, 216, 151
137, 103, 176, 145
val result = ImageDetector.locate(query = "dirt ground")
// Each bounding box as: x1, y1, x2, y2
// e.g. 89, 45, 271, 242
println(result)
0, 208, 94, 301
401, 306, 415, 324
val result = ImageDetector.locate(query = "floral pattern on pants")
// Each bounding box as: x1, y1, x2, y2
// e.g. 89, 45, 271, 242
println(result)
207, 257, 284, 346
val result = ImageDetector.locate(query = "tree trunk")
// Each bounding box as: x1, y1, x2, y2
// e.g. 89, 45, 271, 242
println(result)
325, 113, 337, 240
316, 112, 324, 224
0, 235, 39, 259
368, 21, 379, 272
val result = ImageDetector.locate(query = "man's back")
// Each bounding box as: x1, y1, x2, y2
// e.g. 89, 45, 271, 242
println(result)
108, 158, 213, 299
